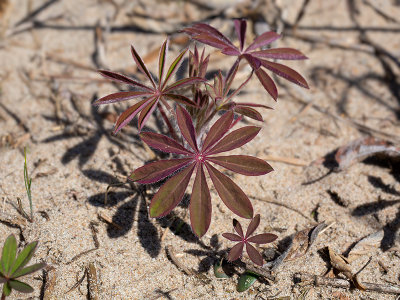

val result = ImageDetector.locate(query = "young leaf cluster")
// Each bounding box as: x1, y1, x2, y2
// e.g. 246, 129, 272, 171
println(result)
0, 235, 45, 298
95, 19, 308, 241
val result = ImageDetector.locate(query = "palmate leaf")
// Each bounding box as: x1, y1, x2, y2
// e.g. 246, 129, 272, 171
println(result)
1, 235, 17, 275
12, 262, 46, 278
140, 132, 193, 155
201, 111, 234, 151
183, 20, 308, 99
176, 105, 198, 152
260, 59, 309, 88
246, 243, 263, 266
129, 158, 193, 184
251, 48, 308, 60
131, 45, 156, 88
205, 162, 253, 219
245, 31, 281, 52
98, 70, 153, 91
93, 91, 151, 105
10, 241, 38, 275
234, 106, 263, 121
207, 155, 273, 176
138, 98, 158, 130
234, 19, 246, 51
255, 68, 277, 100
3, 281, 11, 296
162, 48, 188, 88
113, 98, 152, 134
158, 39, 168, 83
227, 243, 244, 262
190, 165, 212, 237
206, 126, 261, 155
247, 233, 278, 244
149, 163, 196, 218
245, 214, 260, 238
221, 233, 242, 242
8, 279, 34, 293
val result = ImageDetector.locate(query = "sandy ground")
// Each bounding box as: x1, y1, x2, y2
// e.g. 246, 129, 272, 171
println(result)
0, 0, 400, 299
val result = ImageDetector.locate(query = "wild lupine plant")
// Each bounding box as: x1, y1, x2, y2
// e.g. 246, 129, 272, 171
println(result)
95, 19, 308, 263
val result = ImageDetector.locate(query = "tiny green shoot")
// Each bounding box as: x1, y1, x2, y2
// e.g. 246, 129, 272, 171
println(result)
0, 234, 45, 299
23, 147, 33, 222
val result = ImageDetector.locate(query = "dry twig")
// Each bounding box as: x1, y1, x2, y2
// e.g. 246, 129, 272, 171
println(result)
294, 273, 400, 294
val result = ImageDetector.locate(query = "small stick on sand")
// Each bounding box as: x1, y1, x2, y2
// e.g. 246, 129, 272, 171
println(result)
261, 155, 309, 166
294, 273, 400, 294
166, 245, 193, 275
87, 262, 99, 300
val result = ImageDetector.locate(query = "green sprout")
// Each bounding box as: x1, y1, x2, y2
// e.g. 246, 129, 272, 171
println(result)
23, 147, 33, 222
0, 235, 45, 299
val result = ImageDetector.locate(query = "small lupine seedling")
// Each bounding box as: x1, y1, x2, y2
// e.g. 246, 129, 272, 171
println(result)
95, 19, 308, 268
0, 235, 45, 299
222, 214, 277, 266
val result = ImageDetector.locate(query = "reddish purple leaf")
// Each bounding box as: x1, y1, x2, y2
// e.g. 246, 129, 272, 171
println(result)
129, 158, 193, 184
222, 233, 242, 242
233, 219, 244, 237
221, 47, 241, 56
191, 34, 236, 51
255, 68, 278, 100
234, 19, 247, 51
246, 243, 263, 266
113, 98, 151, 134
165, 94, 197, 107
140, 132, 193, 155
236, 102, 272, 109
245, 214, 260, 238
176, 105, 198, 152
227, 243, 244, 262
251, 48, 308, 60
138, 98, 158, 130
98, 70, 153, 91
149, 163, 195, 218
162, 48, 188, 88
261, 60, 309, 88
234, 106, 263, 121
164, 77, 205, 93
247, 233, 278, 244
131, 45, 156, 88
202, 111, 234, 152
243, 54, 261, 69
93, 91, 151, 105
205, 162, 253, 219
190, 165, 212, 237
224, 59, 240, 96
207, 155, 273, 176
206, 126, 261, 155
192, 23, 234, 47
245, 31, 281, 52
158, 39, 169, 83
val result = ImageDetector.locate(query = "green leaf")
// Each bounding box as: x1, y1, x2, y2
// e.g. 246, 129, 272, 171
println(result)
2, 281, 12, 296
162, 48, 188, 88
237, 272, 258, 292
149, 163, 195, 218
8, 279, 34, 293
12, 263, 46, 278
10, 241, 38, 275
213, 260, 230, 279
158, 39, 169, 83
0, 276, 7, 284
1, 235, 17, 275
